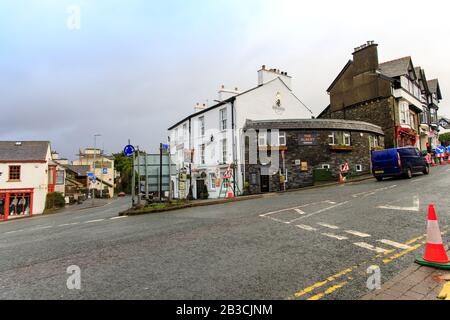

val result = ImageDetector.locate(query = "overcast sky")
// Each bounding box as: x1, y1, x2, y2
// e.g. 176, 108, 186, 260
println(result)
1, 0, 449, 158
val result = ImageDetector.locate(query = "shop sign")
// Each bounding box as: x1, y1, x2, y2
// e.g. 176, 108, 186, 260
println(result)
298, 133, 318, 146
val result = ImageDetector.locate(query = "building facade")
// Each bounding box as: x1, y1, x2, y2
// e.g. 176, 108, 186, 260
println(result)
168, 66, 313, 199
72, 148, 115, 198
319, 41, 442, 151
243, 119, 384, 194
0, 141, 54, 220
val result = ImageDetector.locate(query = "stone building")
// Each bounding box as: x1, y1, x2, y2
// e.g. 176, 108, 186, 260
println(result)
319, 41, 442, 150
167, 66, 313, 199
243, 119, 384, 194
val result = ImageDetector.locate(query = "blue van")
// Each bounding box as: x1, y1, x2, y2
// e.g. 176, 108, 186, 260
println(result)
371, 147, 429, 181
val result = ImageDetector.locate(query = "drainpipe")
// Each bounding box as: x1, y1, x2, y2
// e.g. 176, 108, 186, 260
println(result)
188, 118, 193, 200
231, 98, 237, 196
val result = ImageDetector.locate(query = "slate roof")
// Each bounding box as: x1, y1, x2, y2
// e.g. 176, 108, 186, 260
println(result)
66, 165, 90, 176
378, 56, 414, 78
244, 118, 384, 135
167, 77, 313, 130
0, 141, 50, 162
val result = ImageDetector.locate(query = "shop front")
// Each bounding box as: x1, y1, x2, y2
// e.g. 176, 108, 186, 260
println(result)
396, 127, 419, 148
0, 188, 34, 220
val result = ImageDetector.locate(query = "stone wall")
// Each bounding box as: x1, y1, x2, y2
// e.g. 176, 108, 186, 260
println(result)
319, 97, 396, 148
245, 128, 385, 194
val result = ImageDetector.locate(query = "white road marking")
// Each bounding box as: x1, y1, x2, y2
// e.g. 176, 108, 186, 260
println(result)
294, 209, 305, 215
321, 233, 348, 240
296, 224, 317, 231
352, 185, 397, 198
377, 195, 420, 212
317, 222, 339, 230
378, 239, 412, 250
58, 222, 80, 227
290, 201, 350, 222
260, 201, 334, 217
411, 178, 424, 183
110, 216, 128, 220
345, 230, 371, 238
267, 217, 291, 224
4, 230, 21, 234
353, 242, 388, 253
84, 219, 105, 224
30, 225, 52, 230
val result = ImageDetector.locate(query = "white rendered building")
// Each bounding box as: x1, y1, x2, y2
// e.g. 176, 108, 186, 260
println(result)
168, 66, 313, 199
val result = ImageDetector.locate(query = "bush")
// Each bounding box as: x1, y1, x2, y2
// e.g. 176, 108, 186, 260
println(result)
45, 192, 66, 210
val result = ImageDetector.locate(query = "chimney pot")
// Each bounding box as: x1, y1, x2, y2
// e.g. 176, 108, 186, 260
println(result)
262, 65, 266, 70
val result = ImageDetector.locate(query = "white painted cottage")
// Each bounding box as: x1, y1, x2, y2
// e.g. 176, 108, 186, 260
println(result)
0, 141, 54, 220
168, 66, 313, 199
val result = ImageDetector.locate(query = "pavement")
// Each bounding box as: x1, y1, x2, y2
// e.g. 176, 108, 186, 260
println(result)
1, 165, 450, 300
361, 263, 450, 300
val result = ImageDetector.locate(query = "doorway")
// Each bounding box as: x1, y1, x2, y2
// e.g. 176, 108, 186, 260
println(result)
196, 179, 205, 199
260, 174, 270, 193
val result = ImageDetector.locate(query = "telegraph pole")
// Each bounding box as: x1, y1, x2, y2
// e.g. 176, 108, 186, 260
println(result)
137, 146, 141, 206
131, 139, 136, 207
159, 143, 163, 202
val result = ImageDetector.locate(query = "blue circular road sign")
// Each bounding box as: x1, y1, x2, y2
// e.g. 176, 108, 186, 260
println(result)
436, 146, 446, 154
123, 144, 135, 157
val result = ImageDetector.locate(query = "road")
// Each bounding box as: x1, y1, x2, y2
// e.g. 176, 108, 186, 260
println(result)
1, 165, 450, 300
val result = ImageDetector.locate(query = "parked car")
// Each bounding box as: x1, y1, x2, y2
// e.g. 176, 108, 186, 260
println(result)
118, 192, 126, 197
371, 147, 429, 181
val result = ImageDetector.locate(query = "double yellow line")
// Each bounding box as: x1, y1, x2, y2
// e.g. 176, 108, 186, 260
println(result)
288, 232, 441, 300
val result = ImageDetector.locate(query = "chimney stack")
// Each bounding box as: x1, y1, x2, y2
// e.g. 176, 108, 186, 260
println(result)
218, 85, 240, 101
352, 41, 379, 75
257, 65, 292, 89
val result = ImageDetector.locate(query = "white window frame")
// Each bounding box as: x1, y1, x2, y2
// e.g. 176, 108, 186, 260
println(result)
221, 139, 227, 164
399, 101, 410, 125
356, 164, 363, 172
199, 116, 205, 137
343, 133, 351, 146
322, 164, 330, 169
200, 144, 205, 164
219, 108, 227, 131
209, 172, 217, 190
258, 131, 267, 147
279, 132, 286, 146
329, 132, 351, 146
328, 133, 335, 145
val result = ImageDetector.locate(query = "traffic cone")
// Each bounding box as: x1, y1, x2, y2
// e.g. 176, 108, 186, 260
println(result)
227, 190, 233, 199
415, 204, 450, 269
431, 158, 436, 166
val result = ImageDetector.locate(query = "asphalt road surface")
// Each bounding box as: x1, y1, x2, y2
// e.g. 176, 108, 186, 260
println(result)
1, 165, 450, 300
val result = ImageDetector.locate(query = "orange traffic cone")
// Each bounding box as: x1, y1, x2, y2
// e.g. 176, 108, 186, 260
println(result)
227, 190, 233, 199
431, 158, 436, 166
416, 204, 450, 269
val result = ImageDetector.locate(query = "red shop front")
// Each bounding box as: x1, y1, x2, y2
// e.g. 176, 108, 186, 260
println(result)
396, 127, 419, 148
0, 188, 34, 221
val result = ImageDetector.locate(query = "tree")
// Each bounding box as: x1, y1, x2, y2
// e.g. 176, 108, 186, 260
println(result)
439, 133, 450, 146
113, 152, 133, 194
